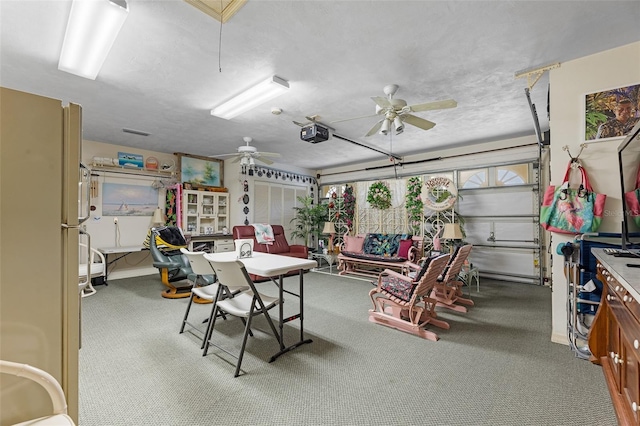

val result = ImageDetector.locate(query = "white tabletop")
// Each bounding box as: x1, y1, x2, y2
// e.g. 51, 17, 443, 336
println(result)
97, 245, 144, 254
204, 251, 317, 277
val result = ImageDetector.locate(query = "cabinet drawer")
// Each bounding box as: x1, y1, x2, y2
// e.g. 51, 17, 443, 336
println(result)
215, 243, 234, 253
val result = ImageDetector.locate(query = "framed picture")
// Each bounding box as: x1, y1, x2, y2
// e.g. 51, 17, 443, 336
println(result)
117, 152, 144, 168
176, 153, 224, 189
584, 83, 640, 142
102, 183, 158, 216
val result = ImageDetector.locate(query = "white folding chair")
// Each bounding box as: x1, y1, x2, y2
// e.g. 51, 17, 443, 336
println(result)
179, 248, 221, 348
0, 360, 75, 425
204, 258, 280, 377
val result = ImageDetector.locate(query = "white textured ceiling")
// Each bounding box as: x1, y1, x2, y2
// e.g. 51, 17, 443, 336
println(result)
1, 1, 639, 170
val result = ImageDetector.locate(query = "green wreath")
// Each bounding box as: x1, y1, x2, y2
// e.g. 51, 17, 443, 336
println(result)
367, 181, 392, 210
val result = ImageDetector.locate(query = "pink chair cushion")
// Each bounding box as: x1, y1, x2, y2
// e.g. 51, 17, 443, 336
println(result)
344, 235, 365, 253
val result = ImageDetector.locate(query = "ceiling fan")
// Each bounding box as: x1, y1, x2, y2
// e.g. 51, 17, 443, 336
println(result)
331, 84, 457, 137
216, 137, 280, 168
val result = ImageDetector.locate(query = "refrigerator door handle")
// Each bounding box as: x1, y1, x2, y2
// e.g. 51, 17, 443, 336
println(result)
79, 229, 91, 280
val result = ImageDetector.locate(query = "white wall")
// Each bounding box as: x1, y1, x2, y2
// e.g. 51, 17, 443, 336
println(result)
82, 140, 177, 279
83, 140, 316, 278
549, 41, 640, 344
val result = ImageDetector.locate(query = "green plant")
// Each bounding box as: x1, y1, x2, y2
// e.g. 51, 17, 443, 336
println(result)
406, 177, 423, 235
367, 181, 392, 209
290, 195, 328, 248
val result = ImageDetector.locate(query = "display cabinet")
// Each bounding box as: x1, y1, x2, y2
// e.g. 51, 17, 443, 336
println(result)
182, 190, 228, 235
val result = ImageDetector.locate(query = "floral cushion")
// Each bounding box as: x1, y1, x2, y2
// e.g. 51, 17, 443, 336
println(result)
340, 251, 408, 263
380, 275, 416, 302
362, 233, 410, 256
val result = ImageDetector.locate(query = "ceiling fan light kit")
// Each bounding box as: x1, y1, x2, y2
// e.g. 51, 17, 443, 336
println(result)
58, 0, 129, 80
332, 84, 456, 137
216, 136, 281, 170
210, 75, 289, 120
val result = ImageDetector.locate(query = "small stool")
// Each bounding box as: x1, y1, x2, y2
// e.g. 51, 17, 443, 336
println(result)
459, 266, 480, 294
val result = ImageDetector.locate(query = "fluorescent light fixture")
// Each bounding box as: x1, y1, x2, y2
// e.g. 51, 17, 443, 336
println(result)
58, 0, 129, 80
211, 76, 289, 120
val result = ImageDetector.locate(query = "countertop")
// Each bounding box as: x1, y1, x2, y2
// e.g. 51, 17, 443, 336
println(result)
592, 248, 640, 300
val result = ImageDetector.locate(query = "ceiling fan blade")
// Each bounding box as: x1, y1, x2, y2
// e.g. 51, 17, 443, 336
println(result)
402, 114, 436, 131
255, 157, 274, 165
292, 120, 305, 127
330, 113, 379, 124
258, 152, 281, 158
408, 99, 457, 113
371, 96, 392, 109
231, 155, 243, 163
365, 119, 384, 137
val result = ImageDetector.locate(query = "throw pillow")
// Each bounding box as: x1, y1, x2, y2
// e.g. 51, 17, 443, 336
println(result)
397, 239, 413, 259
344, 235, 365, 253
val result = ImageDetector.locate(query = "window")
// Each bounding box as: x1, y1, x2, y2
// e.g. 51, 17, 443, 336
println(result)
496, 164, 529, 186
459, 168, 488, 188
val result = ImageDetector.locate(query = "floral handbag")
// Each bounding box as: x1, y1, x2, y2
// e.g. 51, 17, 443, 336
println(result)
624, 164, 640, 228
540, 161, 607, 234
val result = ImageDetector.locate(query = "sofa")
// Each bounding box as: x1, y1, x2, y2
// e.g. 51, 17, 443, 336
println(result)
232, 225, 309, 282
338, 232, 423, 279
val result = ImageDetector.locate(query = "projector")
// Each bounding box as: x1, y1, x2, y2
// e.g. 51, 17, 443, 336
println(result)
300, 124, 330, 143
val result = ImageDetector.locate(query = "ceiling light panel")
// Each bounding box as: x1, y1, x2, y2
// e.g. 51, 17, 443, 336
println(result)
58, 0, 129, 80
211, 76, 289, 120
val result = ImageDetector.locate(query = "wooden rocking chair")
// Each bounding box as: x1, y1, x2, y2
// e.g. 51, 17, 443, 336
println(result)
368, 253, 450, 341
431, 244, 474, 313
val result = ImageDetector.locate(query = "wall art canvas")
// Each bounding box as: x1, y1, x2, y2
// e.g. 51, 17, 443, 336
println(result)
585, 83, 640, 142
177, 153, 224, 188
117, 152, 144, 168
102, 183, 158, 216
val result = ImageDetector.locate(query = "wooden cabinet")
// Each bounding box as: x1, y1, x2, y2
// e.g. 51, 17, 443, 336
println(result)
589, 255, 640, 425
186, 235, 234, 253
182, 190, 228, 235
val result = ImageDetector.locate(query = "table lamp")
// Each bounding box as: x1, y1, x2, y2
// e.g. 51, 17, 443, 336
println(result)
322, 221, 336, 253
441, 222, 463, 253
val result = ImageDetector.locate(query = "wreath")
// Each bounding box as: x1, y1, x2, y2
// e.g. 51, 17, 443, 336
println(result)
367, 181, 392, 210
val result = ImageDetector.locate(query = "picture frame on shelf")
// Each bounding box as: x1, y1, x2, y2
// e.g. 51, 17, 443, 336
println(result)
176, 152, 224, 189
117, 152, 144, 168
584, 83, 640, 143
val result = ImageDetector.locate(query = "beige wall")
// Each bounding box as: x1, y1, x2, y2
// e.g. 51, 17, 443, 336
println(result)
549, 41, 640, 343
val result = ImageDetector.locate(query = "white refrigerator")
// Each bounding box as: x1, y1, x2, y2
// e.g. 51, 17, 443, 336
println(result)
0, 87, 85, 424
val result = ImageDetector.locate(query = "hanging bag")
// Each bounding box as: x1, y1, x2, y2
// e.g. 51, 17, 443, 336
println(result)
624, 164, 640, 228
540, 161, 606, 234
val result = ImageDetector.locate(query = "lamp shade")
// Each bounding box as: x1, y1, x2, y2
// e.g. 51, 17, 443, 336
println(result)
151, 207, 165, 227
322, 222, 336, 234
441, 223, 463, 240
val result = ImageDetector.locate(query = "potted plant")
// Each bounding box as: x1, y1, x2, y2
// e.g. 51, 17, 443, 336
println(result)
290, 195, 328, 250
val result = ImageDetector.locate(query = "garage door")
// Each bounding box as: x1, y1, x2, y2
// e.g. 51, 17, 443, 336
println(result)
455, 162, 542, 284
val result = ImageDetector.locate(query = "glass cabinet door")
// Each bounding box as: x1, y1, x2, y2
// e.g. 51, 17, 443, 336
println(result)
183, 191, 199, 233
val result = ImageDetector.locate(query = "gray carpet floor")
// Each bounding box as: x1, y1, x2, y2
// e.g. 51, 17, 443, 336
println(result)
78, 272, 616, 425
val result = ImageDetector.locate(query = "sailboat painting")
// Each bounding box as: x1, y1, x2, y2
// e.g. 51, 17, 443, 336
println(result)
102, 183, 158, 216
